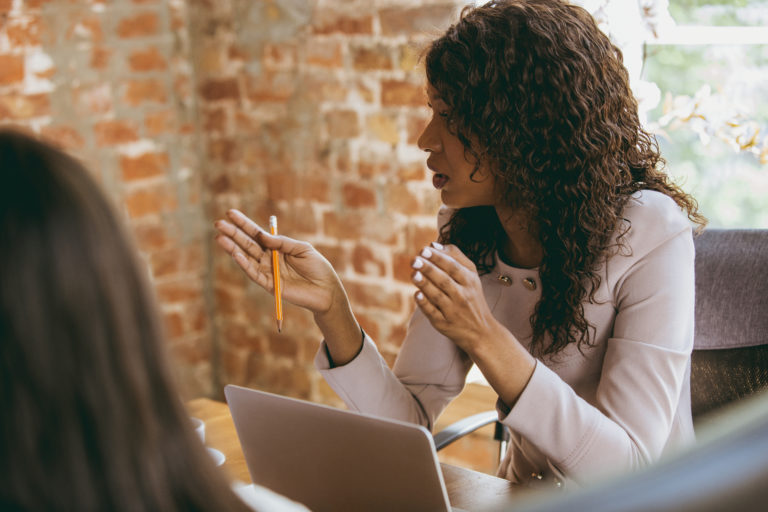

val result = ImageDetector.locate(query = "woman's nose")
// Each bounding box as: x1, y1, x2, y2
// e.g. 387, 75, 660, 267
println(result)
417, 118, 442, 153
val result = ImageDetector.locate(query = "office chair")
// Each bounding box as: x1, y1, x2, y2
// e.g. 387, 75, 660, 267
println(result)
434, 229, 768, 460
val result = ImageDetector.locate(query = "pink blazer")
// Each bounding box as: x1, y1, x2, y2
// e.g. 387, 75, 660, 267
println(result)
315, 190, 695, 487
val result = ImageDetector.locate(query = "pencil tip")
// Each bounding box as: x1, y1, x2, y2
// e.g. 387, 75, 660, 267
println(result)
277, 320, 283, 333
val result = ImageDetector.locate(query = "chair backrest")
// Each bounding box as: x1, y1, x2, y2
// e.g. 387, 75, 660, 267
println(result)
691, 229, 768, 421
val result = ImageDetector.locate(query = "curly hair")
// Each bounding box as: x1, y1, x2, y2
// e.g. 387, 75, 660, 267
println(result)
426, 0, 706, 355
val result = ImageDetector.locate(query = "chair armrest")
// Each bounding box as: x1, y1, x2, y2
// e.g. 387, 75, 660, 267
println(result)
433, 410, 499, 450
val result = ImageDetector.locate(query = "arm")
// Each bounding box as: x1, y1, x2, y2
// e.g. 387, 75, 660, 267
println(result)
214, 209, 362, 364
502, 224, 695, 482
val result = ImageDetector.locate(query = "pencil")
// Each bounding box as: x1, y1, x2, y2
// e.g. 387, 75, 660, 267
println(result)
269, 215, 283, 332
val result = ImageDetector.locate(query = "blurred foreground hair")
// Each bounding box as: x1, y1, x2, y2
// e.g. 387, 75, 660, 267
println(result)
0, 129, 251, 511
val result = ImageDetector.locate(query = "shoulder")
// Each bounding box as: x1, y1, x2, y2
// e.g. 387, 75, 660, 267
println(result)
617, 189, 692, 256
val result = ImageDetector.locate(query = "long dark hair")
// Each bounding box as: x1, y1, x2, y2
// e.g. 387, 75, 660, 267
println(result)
426, 0, 706, 354
0, 129, 252, 511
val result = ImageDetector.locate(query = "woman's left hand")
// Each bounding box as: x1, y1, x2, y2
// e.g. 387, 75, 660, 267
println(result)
411, 243, 499, 355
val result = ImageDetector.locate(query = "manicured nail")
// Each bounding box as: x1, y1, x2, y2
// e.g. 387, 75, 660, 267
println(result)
416, 291, 424, 301
431, 242, 444, 250
412, 257, 424, 269
413, 271, 423, 283
420, 247, 432, 259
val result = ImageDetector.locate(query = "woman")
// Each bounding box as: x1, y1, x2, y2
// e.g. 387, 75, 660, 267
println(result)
215, 0, 705, 488
0, 129, 306, 511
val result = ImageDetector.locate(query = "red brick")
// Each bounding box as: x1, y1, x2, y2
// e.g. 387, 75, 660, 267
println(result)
313, 13, 373, 35
123, 184, 177, 218
150, 247, 182, 278
91, 46, 112, 69
199, 78, 240, 101
164, 310, 185, 338
379, 5, 457, 37
351, 44, 393, 71
313, 243, 347, 274
125, 78, 168, 106
346, 281, 403, 312
121, 151, 169, 181
6, 15, 43, 47
367, 113, 399, 144
385, 183, 421, 215
393, 251, 416, 284
169, 335, 211, 365
246, 72, 295, 103
397, 161, 427, 181
342, 182, 376, 209
0, 54, 24, 85
408, 223, 439, 253
40, 125, 85, 150
325, 110, 359, 139
220, 322, 262, 351
145, 109, 175, 135
263, 43, 297, 70
352, 244, 386, 277
129, 46, 167, 71
207, 137, 240, 163
354, 312, 382, 342
117, 12, 160, 38
0, 93, 50, 120
203, 107, 227, 133
382, 79, 425, 107
0, 0, 12, 11
267, 332, 301, 359
156, 277, 203, 304
94, 120, 139, 146
132, 223, 174, 252
306, 39, 343, 68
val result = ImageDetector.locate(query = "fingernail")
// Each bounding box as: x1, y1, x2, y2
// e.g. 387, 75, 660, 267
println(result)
413, 271, 423, 283
431, 242, 444, 250
416, 291, 424, 301
420, 248, 432, 259
411, 257, 424, 269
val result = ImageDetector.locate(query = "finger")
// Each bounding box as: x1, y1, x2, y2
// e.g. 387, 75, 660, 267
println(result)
416, 246, 471, 286
214, 232, 271, 284
215, 219, 267, 261
227, 209, 312, 257
414, 289, 446, 325
412, 252, 464, 299
412, 268, 454, 316
432, 242, 477, 273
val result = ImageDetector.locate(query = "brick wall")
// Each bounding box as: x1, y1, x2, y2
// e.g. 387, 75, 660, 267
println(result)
1, 0, 463, 404
2, 0, 503, 475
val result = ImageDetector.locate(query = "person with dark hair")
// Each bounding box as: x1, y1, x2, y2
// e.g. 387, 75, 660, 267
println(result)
0, 129, 307, 511
215, 0, 706, 488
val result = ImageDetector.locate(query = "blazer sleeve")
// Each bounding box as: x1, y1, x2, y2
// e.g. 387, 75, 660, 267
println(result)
499, 193, 695, 483
314, 307, 472, 430
314, 205, 471, 430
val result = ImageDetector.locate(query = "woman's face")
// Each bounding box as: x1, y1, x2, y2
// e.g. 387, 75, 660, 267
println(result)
418, 84, 497, 209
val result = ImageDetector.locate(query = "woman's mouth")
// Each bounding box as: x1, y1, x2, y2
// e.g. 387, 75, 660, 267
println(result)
432, 173, 449, 189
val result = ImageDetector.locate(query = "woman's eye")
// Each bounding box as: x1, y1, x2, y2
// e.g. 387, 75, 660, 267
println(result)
438, 111, 449, 118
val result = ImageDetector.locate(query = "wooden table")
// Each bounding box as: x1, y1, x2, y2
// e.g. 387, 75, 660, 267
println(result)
187, 397, 520, 511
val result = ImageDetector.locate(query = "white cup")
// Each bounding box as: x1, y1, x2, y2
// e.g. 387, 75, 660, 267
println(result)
190, 417, 205, 444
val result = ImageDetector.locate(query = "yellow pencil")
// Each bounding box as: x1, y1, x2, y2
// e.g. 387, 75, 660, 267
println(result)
269, 215, 283, 332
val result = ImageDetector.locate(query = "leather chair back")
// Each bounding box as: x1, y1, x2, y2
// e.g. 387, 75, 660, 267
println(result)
691, 229, 768, 421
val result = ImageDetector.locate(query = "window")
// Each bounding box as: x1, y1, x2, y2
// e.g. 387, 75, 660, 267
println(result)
642, 0, 768, 228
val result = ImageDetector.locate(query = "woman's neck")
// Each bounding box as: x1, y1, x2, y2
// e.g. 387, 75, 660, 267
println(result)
495, 205, 543, 269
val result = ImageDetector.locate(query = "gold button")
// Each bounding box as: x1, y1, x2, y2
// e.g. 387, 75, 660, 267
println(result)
497, 275, 513, 286
522, 277, 537, 291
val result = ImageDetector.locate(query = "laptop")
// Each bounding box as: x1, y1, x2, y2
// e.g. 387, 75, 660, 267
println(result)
225, 384, 462, 512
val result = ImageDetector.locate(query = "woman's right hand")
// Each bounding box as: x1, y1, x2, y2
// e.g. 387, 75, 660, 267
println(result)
214, 209, 343, 315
